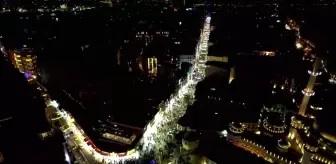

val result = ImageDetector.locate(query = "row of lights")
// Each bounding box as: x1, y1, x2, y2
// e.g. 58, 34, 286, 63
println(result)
310, 105, 323, 110
302, 88, 315, 96
291, 121, 305, 130
277, 139, 291, 149
266, 149, 296, 164
308, 70, 322, 76
229, 122, 244, 134
302, 56, 315, 62
242, 138, 266, 149
262, 106, 285, 113
262, 119, 286, 134
240, 138, 296, 164
311, 154, 336, 164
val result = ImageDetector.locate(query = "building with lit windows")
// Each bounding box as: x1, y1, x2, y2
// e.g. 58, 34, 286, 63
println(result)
147, 56, 158, 77
9, 46, 37, 79
96, 121, 139, 146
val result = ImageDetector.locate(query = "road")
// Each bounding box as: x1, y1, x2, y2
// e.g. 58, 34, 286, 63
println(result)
65, 136, 96, 164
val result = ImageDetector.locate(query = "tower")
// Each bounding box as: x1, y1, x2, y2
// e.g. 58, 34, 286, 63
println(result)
287, 57, 323, 164
147, 57, 158, 77
299, 57, 322, 116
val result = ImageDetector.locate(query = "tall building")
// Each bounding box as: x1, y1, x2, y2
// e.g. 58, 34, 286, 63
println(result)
299, 57, 322, 116
147, 56, 158, 77
9, 46, 37, 78
287, 58, 335, 164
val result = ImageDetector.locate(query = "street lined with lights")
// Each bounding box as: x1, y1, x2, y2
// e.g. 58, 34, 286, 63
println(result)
45, 16, 211, 163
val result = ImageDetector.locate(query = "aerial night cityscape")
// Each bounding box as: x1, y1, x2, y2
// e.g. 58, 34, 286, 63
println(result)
1, 0, 336, 164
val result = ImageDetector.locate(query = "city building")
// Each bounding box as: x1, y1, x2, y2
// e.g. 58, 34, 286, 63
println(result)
9, 46, 37, 79
94, 120, 142, 147
147, 56, 158, 77
205, 55, 233, 84
298, 57, 322, 116
179, 54, 194, 69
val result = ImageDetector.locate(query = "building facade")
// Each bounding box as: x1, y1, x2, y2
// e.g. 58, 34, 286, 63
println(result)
179, 55, 194, 69
9, 47, 37, 78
